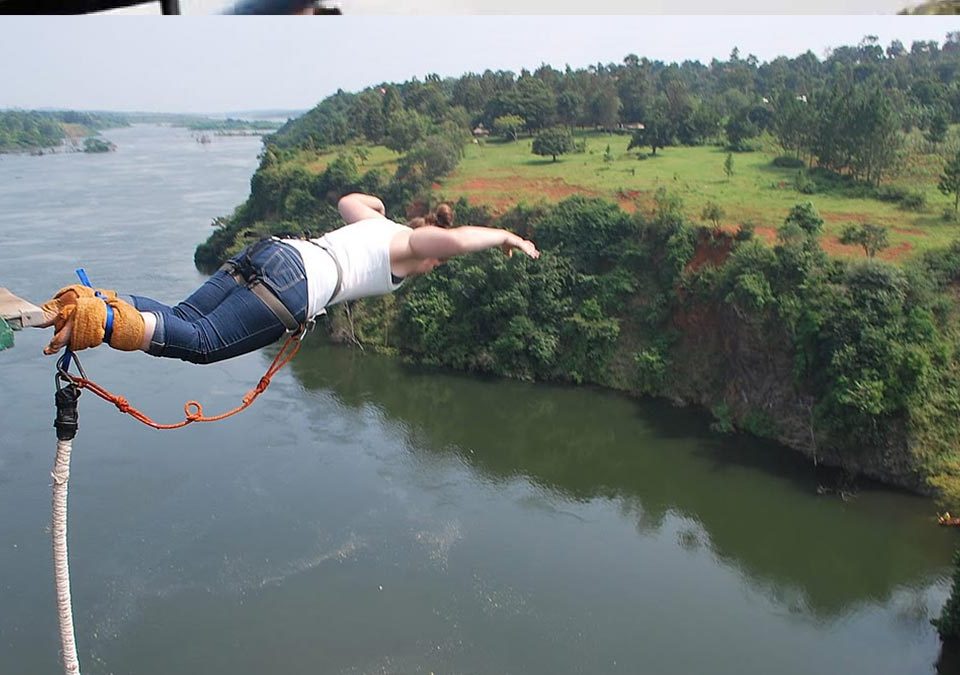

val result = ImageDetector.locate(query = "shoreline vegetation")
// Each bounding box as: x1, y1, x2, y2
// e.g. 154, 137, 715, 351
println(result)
197, 32, 960, 514
900, 1, 960, 13
0, 109, 288, 155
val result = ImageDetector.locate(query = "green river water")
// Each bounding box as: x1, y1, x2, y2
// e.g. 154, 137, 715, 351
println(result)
0, 124, 956, 675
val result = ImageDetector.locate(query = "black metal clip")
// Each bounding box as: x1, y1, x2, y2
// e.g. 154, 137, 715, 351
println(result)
54, 352, 84, 441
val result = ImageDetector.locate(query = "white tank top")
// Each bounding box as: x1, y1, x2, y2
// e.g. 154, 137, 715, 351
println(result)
283, 218, 411, 320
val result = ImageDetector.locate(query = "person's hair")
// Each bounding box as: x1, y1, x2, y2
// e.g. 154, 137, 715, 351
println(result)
408, 203, 454, 229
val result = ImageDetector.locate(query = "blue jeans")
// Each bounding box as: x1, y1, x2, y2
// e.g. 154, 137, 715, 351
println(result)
130, 240, 308, 364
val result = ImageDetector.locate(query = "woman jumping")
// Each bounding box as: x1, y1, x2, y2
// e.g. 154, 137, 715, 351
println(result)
40, 193, 540, 363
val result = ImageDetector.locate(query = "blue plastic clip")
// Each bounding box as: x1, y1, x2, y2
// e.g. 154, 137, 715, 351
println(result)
62, 268, 113, 372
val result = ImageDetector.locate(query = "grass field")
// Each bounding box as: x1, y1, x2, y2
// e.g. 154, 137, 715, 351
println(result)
305, 129, 960, 262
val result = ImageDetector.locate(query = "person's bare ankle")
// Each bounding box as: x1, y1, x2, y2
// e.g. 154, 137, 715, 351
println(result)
139, 312, 156, 352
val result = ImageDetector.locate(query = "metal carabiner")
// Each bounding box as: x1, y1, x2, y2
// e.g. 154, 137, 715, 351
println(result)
56, 350, 86, 390
294, 319, 315, 341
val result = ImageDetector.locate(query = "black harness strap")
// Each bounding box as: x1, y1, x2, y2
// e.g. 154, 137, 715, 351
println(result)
219, 246, 302, 333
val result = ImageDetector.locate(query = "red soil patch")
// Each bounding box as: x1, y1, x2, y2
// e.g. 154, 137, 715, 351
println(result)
616, 189, 644, 214
717, 223, 778, 246
753, 226, 778, 245
442, 176, 603, 213
820, 238, 914, 262
685, 231, 734, 273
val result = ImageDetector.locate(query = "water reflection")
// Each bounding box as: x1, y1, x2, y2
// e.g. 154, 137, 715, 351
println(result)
288, 336, 955, 620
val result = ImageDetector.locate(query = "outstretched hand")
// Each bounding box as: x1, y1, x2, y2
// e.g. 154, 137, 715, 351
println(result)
42, 316, 74, 355
502, 238, 540, 260
38, 286, 86, 355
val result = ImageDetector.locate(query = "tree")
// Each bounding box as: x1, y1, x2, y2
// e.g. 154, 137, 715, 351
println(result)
848, 84, 903, 187
725, 106, 759, 151
723, 153, 734, 181
384, 109, 428, 154
532, 127, 574, 162
784, 201, 824, 236
839, 223, 889, 258
398, 134, 463, 183
886, 39, 906, 58
353, 145, 370, 166
492, 114, 525, 141
589, 84, 621, 131
701, 201, 725, 229
941, 150, 960, 215
556, 89, 585, 128
514, 75, 557, 131
925, 107, 950, 144
350, 91, 387, 144
811, 80, 902, 186
451, 74, 486, 116
627, 97, 673, 155
617, 58, 652, 126
404, 75, 448, 123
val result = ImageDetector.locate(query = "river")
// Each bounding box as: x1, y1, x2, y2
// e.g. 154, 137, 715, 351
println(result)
0, 124, 956, 674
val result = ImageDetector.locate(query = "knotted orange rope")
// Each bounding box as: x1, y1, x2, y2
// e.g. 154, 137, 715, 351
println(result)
59, 333, 303, 430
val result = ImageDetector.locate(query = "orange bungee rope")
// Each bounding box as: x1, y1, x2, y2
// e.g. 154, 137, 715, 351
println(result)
55, 267, 308, 429
49, 268, 310, 675
57, 330, 303, 430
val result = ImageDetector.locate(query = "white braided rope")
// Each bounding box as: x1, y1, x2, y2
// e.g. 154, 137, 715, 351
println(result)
51, 439, 81, 675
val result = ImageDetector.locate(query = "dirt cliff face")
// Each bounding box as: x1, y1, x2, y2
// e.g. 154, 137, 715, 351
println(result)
660, 294, 928, 493
615, 230, 929, 494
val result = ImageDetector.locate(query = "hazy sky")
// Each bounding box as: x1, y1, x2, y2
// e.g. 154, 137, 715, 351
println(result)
1, 16, 957, 113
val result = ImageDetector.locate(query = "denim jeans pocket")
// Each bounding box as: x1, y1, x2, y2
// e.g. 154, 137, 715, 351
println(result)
260, 247, 305, 294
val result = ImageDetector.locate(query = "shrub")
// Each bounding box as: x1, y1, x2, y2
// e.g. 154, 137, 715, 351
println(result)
773, 155, 805, 169
735, 221, 756, 242
872, 185, 926, 211
875, 185, 910, 202
899, 191, 927, 211
795, 171, 816, 194
635, 347, 669, 395
710, 402, 735, 433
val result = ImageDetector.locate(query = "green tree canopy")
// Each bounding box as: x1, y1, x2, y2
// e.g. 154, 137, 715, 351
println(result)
384, 109, 429, 154
532, 127, 574, 162
627, 96, 673, 155
839, 223, 890, 258
940, 150, 960, 214
492, 114, 525, 141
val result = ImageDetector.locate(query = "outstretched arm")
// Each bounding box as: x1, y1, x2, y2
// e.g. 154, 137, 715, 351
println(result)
408, 226, 539, 260
338, 193, 386, 224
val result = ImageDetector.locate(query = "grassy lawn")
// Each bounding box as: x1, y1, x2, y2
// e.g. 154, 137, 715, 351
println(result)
298, 144, 400, 177
300, 130, 960, 262
438, 130, 959, 262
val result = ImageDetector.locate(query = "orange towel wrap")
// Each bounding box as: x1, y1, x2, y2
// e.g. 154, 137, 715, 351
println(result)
69, 295, 144, 352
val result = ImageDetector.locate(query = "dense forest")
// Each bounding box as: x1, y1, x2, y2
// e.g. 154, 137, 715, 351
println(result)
264, 32, 959, 188
198, 34, 960, 520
